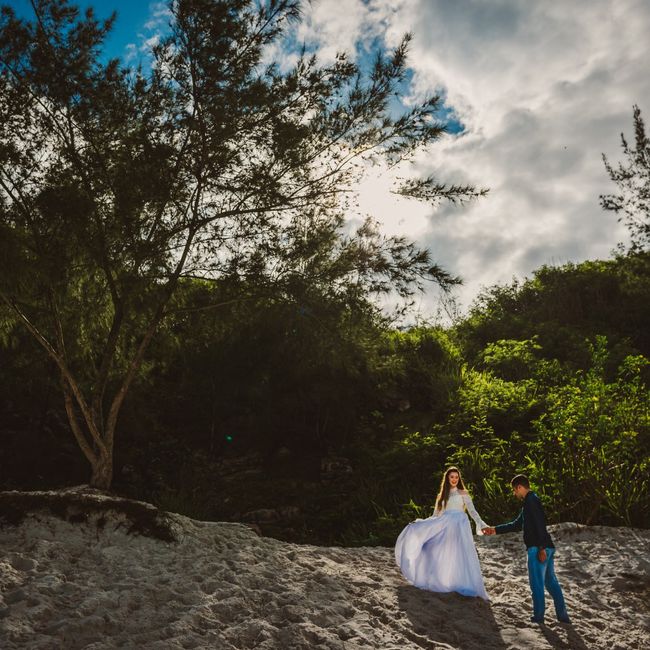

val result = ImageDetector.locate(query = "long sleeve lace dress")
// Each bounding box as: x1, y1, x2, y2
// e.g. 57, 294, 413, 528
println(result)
394, 488, 488, 599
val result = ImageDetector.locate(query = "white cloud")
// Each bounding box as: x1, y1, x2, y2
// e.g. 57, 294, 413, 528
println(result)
124, 42, 137, 63
295, 0, 376, 63
125, 1, 172, 61
114, 0, 649, 320
296, 0, 650, 318
141, 34, 161, 52
144, 1, 173, 31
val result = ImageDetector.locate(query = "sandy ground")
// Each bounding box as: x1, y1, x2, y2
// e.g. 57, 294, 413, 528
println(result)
1, 490, 649, 649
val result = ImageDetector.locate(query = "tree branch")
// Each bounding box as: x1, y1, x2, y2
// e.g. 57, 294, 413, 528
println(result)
0, 289, 108, 455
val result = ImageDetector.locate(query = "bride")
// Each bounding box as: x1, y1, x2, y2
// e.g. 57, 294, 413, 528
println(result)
394, 466, 489, 599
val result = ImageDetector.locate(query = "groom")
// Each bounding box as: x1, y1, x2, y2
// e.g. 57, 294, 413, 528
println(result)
483, 474, 570, 624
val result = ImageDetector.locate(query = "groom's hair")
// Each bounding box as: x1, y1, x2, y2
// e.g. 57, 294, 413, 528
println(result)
510, 474, 530, 489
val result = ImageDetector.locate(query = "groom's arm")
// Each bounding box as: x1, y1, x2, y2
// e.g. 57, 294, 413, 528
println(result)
494, 509, 524, 534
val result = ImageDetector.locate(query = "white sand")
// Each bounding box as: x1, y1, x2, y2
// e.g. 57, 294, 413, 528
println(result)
1, 489, 649, 649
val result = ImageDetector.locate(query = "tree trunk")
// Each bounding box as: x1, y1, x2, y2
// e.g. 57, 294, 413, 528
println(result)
89, 446, 113, 491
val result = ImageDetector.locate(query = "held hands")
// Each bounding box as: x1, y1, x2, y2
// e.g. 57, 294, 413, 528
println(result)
479, 529, 546, 563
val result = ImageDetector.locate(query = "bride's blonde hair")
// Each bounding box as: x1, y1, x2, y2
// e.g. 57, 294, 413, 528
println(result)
434, 466, 467, 513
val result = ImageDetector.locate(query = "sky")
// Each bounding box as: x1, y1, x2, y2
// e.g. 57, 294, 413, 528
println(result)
6, 0, 650, 320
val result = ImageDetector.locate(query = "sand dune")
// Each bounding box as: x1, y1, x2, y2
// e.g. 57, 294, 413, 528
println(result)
0, 489, 648, 649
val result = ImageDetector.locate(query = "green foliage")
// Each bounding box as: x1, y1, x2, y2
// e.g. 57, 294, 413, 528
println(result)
345, 299, 650, 541
371, 327, 463, 415
528, 337, 650, 526
479, 337, 542, 380
3, 252, 650, 540
446, 441, 518, 521
454, 367, 540, 439
458, 255, 650, 366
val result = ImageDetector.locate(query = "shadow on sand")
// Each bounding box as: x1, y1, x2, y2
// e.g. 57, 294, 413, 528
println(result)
397, 585, 508, 650
397, 585, 591, 650
538, 622, 591, 650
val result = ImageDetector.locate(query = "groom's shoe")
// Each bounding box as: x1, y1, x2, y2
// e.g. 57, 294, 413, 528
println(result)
557, 615, 571, 624
529, 616, 544, 624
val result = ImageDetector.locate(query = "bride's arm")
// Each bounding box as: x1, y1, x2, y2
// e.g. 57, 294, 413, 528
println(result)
460, 491, 488, 535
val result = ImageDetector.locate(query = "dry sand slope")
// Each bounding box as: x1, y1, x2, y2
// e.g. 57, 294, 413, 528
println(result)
0, 490, 649, 650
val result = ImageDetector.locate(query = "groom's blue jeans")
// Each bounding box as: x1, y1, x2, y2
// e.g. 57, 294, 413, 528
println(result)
527, 547, 568, 621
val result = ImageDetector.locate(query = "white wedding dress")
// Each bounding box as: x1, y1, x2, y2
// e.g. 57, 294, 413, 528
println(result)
394, 488, 489, 599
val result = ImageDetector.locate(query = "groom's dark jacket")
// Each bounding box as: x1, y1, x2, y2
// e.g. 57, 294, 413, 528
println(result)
495, 491, 554, 549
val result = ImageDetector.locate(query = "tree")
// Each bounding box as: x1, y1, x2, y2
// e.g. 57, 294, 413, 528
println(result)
0, 0, 482, 489
601, 105, 650, 251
